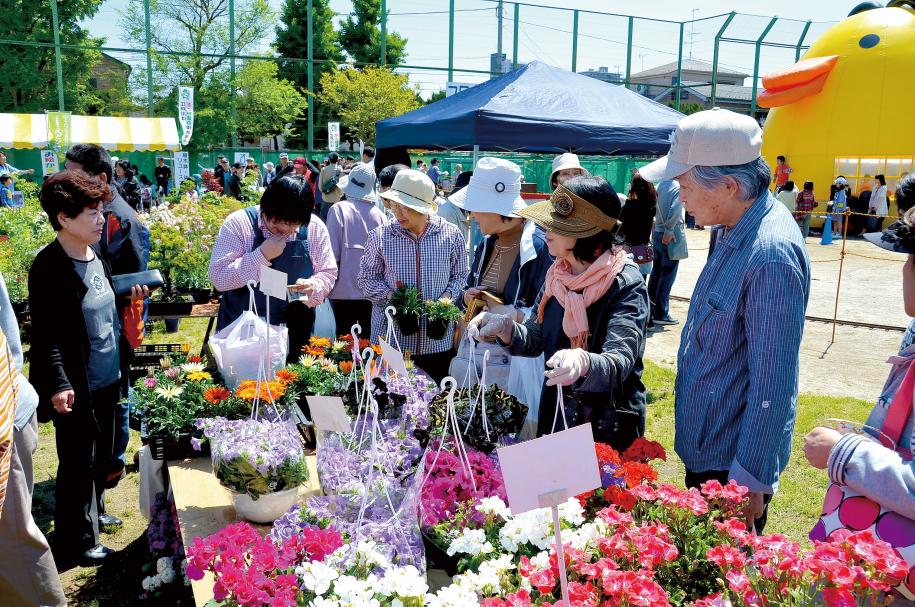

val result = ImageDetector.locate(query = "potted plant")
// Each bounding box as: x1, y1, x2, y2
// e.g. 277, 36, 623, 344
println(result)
424, 297, 462, 340
132, 355, 248, 460
198, 417, 310, 523
389, 282, 423, 336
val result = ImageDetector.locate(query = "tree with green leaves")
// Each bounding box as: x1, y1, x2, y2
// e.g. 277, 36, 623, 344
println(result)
427, 90, 447, 105
338, 0, 407, 66
235, 60, 308, 143
275, 0, 342, 148
120, 0, 275, 124
0, 0, 106, 113
318, 66, 420, 145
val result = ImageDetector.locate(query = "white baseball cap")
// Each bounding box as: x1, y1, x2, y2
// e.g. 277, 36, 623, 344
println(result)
638, 108, 763, 182
379, 169, 438, 214
449, 157, 525, 217
550, 153, 586, 184
338, 162, 376, 201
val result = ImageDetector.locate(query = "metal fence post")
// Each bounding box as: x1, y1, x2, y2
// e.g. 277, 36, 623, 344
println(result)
307, 0, 314, 151
49, 0, 65, 110
675, 22, 684, 111
513, 3, 519, 69
796, 20, 812, 61
229, 0, 238, 147
448, 0, 455, 81
751, 17, 778, 118
380, 0, 387, 65
711, 12, 736, 107
571, 10, 579, 72
144, 0, 154, 115
625, 16, 633, 89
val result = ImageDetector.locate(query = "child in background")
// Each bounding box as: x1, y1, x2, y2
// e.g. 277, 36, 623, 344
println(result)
831, 176, 849, 238
795, 180, 818, 238
0, 175, 12, 207
774, 155, 793, 193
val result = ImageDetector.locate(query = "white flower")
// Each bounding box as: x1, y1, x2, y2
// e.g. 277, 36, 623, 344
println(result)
298, 561, 340, 596
310, 597, 341, 607
558, 498, 586, 526
181, 361, 206, 374
156, 557, 171, 574
476, 496, 512, 520
446, 528, 495, 557
332, 574, 375, 605
427, 583, 480, 607
160, 567, 175, 584
530, 550, 551, 571
375, 565, 428, 598
354, 540, 391, 569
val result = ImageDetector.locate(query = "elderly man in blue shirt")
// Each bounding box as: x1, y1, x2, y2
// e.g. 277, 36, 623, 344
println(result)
640, 108, 811, 532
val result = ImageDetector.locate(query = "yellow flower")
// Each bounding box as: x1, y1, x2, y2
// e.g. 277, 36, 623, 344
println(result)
321, 360, 338, 373
186, 371, 213, 382
154, 385, 183, 400
299, 354, 318, 368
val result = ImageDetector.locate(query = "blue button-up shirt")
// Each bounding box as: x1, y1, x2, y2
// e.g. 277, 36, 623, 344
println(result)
675, 191, 811, 493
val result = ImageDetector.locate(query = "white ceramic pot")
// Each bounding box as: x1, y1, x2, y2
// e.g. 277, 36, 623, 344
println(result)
232, 486, 299, 523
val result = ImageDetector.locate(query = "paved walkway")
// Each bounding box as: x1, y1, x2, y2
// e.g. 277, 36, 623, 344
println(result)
643, 229, 907, 403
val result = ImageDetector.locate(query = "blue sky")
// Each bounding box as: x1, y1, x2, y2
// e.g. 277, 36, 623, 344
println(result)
84, 0, 853, 98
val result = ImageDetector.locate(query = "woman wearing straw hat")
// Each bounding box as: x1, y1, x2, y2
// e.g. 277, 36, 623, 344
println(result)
468, 175, 649, 451
357, 169, 468, 382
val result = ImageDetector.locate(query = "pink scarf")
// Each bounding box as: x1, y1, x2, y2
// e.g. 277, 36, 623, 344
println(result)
537, 247, 629, 349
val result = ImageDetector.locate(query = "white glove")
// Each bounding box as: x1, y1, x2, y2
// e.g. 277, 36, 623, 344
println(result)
467, 312, 514, 343
545, 348, 591, 386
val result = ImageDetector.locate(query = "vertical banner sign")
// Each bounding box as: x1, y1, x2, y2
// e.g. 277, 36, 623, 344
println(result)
45, 111, 72, 162
328, 122, 340, 152
41, 150, 60, 176
173, 152, 190, 185
177, 86, 194, 146
234, 152, 249, 166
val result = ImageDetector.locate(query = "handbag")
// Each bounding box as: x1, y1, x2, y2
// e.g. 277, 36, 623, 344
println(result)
112, 269, 164, 297
810, 358, 915, 600
628, 244, 654, 265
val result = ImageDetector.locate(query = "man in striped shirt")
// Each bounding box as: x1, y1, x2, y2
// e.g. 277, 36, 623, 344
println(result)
640, 109, 811, 532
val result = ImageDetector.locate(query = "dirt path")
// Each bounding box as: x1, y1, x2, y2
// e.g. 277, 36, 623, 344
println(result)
644, 229, 907, 404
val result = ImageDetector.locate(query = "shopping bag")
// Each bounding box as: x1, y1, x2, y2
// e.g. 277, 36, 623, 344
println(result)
312, 299, 337, 339
810, 357, 915, 600
209, 287, 288, 390
508, 353, 544, 440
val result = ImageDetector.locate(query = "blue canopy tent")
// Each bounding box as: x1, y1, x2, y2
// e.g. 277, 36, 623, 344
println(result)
375, 61, 683, 156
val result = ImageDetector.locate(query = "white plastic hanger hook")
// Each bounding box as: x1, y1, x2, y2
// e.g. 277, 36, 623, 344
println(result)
440, 376, 457, 402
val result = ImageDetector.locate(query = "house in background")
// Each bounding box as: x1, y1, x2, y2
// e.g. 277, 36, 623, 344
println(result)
628, 59, 768, 122
580, 66, 623, 85
90, 53, 132, 94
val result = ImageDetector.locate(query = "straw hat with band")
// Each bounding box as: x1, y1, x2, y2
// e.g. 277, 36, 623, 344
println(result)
516, 184, 621, 239
379, 169, 438, 215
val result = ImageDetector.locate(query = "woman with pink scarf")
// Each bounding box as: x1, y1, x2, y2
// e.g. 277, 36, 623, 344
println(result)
468, 176, 650, 451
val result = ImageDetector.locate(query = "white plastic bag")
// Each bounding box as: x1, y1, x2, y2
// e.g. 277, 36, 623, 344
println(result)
509, 353, 545, 440
209, 286, 288, 390
312, 299, 336, 339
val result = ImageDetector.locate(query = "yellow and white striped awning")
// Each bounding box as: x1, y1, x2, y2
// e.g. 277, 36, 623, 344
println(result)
0, 113, 180, 152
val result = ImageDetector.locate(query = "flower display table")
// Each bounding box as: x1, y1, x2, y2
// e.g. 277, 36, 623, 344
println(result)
166, 455, 321, 606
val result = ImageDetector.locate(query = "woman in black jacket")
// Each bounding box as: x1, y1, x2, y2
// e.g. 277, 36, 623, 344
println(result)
28, 170, 146, 567
468, 176, 650, 452
114, 159, 142, 210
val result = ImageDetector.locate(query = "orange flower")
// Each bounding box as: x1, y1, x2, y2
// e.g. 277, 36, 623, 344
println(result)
339, 360, 354, 374
303, 346, 327, 357
615, 461, 658, 488
187, 355, 202, 364
234, 380, 287, 402
595, 443, 622, 468
203, 386, 230, 404
276, 369, 299, 384
309, 336, 332, 349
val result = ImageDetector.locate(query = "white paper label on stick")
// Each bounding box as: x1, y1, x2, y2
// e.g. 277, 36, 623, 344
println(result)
259, 266, 288, 301
306, 396, 352, 433
379, 337, 408, 377
497, 423, 600, 515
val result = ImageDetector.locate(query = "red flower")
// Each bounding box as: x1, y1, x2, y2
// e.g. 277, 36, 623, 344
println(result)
615, 461, 658, 488
621, 437, 667, 463
604, 486, 638, 511
706, 544, 747, 571
821, 587, 857, 607
529, 567, 558, 593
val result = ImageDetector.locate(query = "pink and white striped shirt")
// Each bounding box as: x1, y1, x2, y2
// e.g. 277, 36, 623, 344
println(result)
208, 206, 338, 306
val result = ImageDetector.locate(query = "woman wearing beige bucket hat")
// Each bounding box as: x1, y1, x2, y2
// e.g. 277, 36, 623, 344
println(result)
550, 153, 588, 189
468, 175, 649, 452
357, 169, 468, 382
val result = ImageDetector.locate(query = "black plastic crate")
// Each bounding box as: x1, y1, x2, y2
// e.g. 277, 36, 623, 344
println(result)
129, 343, 189, 381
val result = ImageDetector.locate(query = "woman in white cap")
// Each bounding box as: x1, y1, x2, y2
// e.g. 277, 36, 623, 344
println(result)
550, 153, 588, 189
326, 163, 386, 337
357, 169, 468, 382
468, 176, 649, 452
449, 158, 552, 412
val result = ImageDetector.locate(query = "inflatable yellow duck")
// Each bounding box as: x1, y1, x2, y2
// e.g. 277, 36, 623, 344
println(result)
760, 1, 915, 217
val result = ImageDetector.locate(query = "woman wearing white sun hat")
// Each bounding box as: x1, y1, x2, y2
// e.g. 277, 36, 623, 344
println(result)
449, 158, 553, 431
550, 152, 589, 189
357, 169, 468, 382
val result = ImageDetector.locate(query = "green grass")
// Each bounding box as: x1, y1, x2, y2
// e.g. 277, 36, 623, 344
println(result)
643, 361, 874, 540
29, 320, 875, 604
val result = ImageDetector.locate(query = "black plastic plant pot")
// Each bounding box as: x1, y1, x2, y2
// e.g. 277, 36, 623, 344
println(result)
397, 313, 421, 336
426, 318, 450, 340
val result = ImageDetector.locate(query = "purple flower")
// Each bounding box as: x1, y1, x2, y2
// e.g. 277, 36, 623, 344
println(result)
190, 436, 203, 451
164, 367, 181, 380
144, 376, 158, 389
